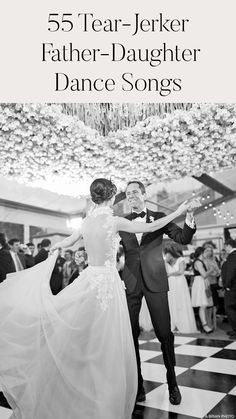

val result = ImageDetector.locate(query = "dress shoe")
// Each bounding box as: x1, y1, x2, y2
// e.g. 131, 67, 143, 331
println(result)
169, 386, 182, 405
136, 389, 146, 403
201, 324, 213, 334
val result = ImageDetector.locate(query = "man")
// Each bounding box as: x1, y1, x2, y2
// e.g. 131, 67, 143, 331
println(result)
222, 238, 236, 339
120, 181, 196, 405
50, 248, 65, 295
23, 242, 35, 269
34, 239, 51, 265
26, 242, 35, 256
0, 236, 26, 282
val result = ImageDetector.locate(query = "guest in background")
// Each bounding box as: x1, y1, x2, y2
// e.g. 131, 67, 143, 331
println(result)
191, 247, 214, 334
37, 242, 42, 252
202, 241, 220, 266
185, 252, 195, 287
0, 237, 26, 282
8, 238, 26, 271
0, 233, 11, 282
50, 248, 65, 295
34, 239, 51, 265
222, 238, 236, 339
62, 250, 77, 288
116, 245, 125, 277
217, 248, 228, 317
164, 246, 198, 334
75, 247, 88, 273
69, 247, 88, 285
203, 246, 221, 329
23, 242, 35, 269
26, 242, 35, 256
219, 249, 227, 267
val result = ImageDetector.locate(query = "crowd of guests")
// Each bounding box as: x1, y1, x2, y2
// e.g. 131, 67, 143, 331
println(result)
117, 238, 236, 339
1, 232, 235, 339
164, 239, 236, 338
0, 233, 88, 294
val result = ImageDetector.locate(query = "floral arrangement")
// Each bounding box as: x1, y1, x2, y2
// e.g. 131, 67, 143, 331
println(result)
0, 103, 235, 196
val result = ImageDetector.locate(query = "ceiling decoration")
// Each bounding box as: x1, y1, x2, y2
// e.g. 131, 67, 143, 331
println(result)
61, 103, 193, 136
0, 103, 235, 197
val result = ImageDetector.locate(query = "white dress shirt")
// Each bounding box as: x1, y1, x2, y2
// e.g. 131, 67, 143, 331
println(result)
10, 251, 23, 271
132, 207, 147, 244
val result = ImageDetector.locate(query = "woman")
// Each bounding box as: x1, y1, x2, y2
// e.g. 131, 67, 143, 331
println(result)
0, 179, 191, 419
191, 246, 214, 334
164, 247, 198, 334
203, 246, 221, 329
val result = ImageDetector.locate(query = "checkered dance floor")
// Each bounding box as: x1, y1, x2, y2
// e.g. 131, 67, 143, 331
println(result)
0, 336, 235, 418
133, 335, 236, 418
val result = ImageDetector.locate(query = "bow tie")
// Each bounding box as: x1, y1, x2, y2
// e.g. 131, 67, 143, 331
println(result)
132, 211, 146, 220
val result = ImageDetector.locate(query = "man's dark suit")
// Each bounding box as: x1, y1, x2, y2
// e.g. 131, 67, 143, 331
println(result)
34, 249, 64, 295
0, 248, 26, 282
34, 248, 49, 265
222, 249, 236, 333
120, 209, 196, 392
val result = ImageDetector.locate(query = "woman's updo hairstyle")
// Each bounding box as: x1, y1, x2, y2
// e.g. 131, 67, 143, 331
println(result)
90, 178, 117, 205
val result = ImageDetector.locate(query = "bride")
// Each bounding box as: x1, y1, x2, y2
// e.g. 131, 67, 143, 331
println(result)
0, 178, 191, 419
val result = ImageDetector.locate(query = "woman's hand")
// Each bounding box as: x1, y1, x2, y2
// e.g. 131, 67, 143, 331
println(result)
176, 200, 190, 216
50, 244, 60, 252
176, 198, 201, 216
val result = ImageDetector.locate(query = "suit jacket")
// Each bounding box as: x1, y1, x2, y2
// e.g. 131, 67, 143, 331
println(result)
34, 248, 49, 265
221, 250, 236, 291
50, 256, 66, 295
0, 249, 26, 282
25, 254, 35, 269
120, 209, 196, 293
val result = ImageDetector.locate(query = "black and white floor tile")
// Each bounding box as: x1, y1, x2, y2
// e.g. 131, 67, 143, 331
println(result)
133, 336, 236, 418
0, 337, 235, 418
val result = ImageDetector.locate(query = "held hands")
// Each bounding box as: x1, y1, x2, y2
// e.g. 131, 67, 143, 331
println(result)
176, 198, 201, 216
187, 198, 201, 212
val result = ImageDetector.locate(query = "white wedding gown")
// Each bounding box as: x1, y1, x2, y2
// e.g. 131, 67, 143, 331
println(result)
0, 207, 137, 419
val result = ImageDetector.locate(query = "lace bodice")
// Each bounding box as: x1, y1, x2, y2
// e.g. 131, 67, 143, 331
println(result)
79, 206, 121, 311
81, 206, 120, 267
